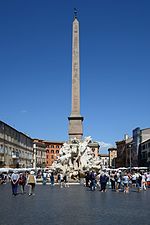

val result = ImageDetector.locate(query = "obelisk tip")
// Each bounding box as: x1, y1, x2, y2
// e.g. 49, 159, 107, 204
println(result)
74, 8, 77, 19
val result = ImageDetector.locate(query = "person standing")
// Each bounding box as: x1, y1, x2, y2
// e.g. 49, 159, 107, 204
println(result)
110, 171, 116, 190
19, 173, 27, 194
123, 173, 129, 193
146, 172, 150, 188
85, 171, 90, 187
131, 172, 137, 188
27, 171, 36, 196
141, 173, 146, 190
63, 173, 69, 187
116, 172, 122, 192
136, 172, 142, 192
59, 173, 63, 188
89, 171, 96, 191
57, 173, 61, 185
50, 172, 54, 186
42, 171, 47, 185
99, 172, 108, 192
11, 171, 19, 196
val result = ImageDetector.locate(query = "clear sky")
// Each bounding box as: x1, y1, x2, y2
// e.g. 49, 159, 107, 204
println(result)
0, 0, 150, 150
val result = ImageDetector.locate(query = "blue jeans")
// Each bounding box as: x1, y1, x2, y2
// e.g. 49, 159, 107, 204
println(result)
43, 177, 47, 185
90, 180, 96, 191
50, 179, 54, 186
11, 182, 18, 195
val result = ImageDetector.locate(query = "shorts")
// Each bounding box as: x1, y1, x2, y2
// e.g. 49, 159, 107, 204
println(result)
132, 180, 136, 184
123, 183, 128, 187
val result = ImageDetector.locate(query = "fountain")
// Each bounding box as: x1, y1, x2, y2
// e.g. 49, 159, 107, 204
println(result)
52, 136, 101, 176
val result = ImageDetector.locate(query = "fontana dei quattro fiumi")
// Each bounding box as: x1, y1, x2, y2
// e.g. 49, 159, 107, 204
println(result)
51, 11, 101, 176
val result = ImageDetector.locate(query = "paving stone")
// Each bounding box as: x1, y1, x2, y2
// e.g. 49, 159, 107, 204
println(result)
0, 184, 149, 225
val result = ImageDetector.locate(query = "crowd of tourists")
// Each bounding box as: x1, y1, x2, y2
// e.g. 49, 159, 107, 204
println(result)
41, 171, 69, 188
0, 170, 70, 196
9, 170, 36, 196
0, 169, 150, 196
85, 170, 150, 193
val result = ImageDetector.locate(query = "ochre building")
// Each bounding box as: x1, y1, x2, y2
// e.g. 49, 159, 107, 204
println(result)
44, 141, 64, 167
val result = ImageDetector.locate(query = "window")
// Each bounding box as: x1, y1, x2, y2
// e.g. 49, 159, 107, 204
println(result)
56, 150, 59, 154
46, 150, 49, 153
51, 150, 54, 153
56, 145, 59, 148
47, 161, 48, 164
47, 155, 48, 159
145, 152, 147, 158
51, 145, 54, 148
5, 134, 8, 140
51, 155, 54, 159
142, 151, 147, 159
8, 147, 12, 155
5, 146, 8, 153
0, 145, 4, 153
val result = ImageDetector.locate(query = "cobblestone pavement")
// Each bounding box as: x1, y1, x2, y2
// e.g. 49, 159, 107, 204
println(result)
0, 184, 149, 225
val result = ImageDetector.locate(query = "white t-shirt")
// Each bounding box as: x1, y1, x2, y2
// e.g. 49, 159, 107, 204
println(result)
123, 175, 129, 184
43, 172, 47, 178
132, 174, 137, 181
146, 174, 150, 182
142, 175, 146, 182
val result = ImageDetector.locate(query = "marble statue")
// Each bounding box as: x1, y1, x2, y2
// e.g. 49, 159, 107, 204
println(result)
52, 136, 101, 174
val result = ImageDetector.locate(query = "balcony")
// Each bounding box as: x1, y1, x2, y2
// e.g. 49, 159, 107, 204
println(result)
11, 152, 19, 159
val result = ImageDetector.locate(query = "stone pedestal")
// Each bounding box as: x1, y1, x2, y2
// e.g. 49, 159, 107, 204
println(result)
68, 116, 83, 140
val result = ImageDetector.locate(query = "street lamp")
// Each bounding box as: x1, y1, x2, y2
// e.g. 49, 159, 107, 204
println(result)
128, 144, 132, 172
128, 142, 135, 172
114, 157, 116, 169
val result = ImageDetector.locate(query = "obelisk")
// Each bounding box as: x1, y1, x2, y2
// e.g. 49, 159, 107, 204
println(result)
68, 9, 83, 140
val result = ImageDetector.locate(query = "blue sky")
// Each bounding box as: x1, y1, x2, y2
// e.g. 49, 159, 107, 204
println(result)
0, 0, 150, 150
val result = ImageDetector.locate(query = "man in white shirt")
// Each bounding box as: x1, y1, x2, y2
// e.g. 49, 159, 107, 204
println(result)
11, 171, 19, 196
123, 173, 129, 193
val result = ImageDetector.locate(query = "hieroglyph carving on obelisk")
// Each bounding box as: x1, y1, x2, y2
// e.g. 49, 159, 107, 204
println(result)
68, 11, 83, 140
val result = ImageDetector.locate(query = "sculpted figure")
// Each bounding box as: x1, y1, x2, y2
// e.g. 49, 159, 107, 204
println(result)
52, 136, 101, 174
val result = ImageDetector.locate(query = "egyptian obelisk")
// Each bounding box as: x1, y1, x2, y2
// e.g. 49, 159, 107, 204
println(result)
68, 9, 83, 140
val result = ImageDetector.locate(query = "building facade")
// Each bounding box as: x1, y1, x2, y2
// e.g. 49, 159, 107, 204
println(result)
0, 121, 33, 168
115, 128, 150, 168
139, 139, 150, 167
108, 148, 117, 168
88, 141, 100, 158
115, 136, 133, 168
33, 139, 46, 168
44, 141, 64, 167
98, 154, 109, 169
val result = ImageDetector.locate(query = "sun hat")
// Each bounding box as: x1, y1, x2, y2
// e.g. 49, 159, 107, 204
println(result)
30, 171, 35, 175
